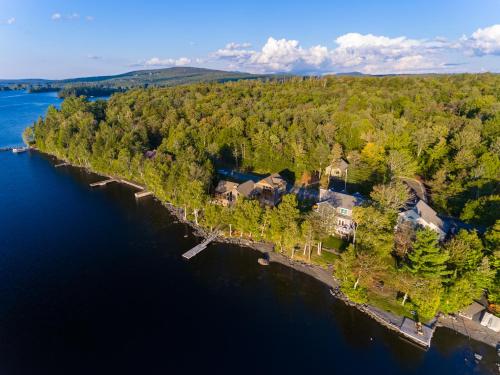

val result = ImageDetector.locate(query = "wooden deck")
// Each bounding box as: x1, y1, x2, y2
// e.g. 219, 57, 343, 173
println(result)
182, 232, 219, 260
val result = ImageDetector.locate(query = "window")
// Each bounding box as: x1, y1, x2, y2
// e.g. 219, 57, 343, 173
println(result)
340, 208, 348, 215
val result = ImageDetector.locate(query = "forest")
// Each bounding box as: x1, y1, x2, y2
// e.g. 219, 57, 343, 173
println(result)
26, 74, 499, 321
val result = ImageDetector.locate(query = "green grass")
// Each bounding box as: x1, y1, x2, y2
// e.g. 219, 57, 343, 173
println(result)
367, 290, 413, 319
321, 236, 349, 251
311, 250, 339, 268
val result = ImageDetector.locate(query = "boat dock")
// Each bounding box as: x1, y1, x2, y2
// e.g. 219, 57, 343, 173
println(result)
55, 162, 69, 168
120, 179, 144, 190
134, 191, 153, 199
182, 232, 219, 260
1, 146, 25, 153
89, 178, 116, 187
399, 317, 434, 348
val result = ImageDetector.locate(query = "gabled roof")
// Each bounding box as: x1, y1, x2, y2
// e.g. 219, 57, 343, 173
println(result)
215, 180, 239, 194
236, 180, 255, 198
335, 158, 349, 170
318, 189, 363, 210
257, 173, 287, 189
459, 301, 486, 320
415, 200, 444, 229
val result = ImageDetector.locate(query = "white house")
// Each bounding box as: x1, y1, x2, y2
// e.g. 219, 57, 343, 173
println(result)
317, 189, 363, 236
398, 200, 447, 240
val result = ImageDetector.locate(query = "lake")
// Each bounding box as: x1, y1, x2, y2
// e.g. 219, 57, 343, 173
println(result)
0, 91, 497, 374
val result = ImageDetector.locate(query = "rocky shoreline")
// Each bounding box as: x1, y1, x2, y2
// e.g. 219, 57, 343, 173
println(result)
43, 150, 498, 349
158, 184, 500, 349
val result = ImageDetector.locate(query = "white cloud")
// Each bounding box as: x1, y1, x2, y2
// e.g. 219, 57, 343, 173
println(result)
330, 33, 447, 74
213, 42, 255, 59
214, 37, 332, 73
211, 32, 455, 74
461, 24, 500, 56
6, 17, 15, 25
144, 57, 192, 67
136, 25, 499, 75
52, 12, 91, 21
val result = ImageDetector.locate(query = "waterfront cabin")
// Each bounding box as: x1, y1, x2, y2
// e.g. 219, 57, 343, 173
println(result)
316, 189, 363, 237
236, 180, 256, 199
398, 200, 447, 240
214, 180, 240, 206
254, 173, 287, 207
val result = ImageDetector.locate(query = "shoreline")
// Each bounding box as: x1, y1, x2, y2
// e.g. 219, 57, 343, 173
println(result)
39, 149, 499, 349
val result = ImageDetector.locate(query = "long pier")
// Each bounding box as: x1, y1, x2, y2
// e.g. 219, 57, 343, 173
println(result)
120, 179, 144, 190
182, 232, 219, 260
134, 190, 153, 199
89, 178, 116, 187
0, 146, 24, 152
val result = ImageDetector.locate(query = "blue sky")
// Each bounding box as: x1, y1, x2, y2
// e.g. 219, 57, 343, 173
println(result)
1, 0, 499, 78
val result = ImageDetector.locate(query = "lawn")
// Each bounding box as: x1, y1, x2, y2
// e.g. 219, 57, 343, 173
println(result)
367, 290, 413, 319
321, 236, 349, 252
311, 250, 339, 268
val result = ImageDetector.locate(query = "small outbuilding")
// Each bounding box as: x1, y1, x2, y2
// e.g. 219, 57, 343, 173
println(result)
325, 158, 349, 178
480, 312, 500, 332
459, 301, 486, 322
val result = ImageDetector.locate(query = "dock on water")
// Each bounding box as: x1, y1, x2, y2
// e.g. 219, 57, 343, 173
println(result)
89, 178, 116, 187
120, 179, 144, 190
55, 162, 69, 168
182, 232, 219, 260
399, 317, 434, 348
134, 191, 153, 199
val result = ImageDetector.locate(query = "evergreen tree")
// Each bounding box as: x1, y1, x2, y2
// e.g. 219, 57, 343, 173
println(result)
405, 228, 451, 278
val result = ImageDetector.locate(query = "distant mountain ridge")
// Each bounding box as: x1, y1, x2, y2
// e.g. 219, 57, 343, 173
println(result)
0, 67, 274, 97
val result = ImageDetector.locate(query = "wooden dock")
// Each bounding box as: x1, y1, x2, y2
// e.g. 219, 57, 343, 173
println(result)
182, 232, 219, 260
55, 162, 69, 168
134, 191, 153, 199
399, 317, 434, 348
120, 179, 144, 190
89, 178, 116, 187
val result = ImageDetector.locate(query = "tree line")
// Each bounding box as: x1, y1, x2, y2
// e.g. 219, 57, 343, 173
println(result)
27, 74, 499, 320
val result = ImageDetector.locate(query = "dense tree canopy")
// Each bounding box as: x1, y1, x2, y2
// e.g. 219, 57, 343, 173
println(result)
29, 74, 499, 320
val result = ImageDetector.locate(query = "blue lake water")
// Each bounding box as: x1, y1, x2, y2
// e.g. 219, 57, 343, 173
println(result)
0, 91, 497, 374
0, 90, 61, 147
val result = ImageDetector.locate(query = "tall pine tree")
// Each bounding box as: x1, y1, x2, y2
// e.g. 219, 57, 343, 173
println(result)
405, 228, 451, 278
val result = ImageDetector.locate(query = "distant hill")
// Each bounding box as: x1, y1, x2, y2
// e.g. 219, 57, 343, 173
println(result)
60, 67, 266, 86
1, 67, 274, 97
334, 71, 367, 76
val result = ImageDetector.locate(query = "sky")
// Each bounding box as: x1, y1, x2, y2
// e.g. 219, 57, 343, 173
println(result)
1, 0, 499, 79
